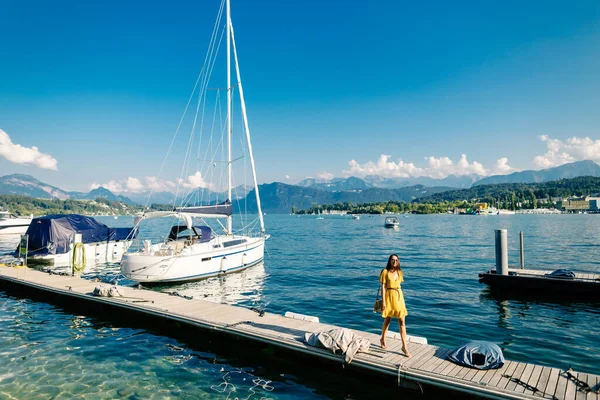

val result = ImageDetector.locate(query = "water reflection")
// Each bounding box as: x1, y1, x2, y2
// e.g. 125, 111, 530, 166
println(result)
144, 263, 268, 308
479, 287, 600, 336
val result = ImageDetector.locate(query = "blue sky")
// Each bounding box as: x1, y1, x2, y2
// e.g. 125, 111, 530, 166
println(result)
1, 0, 599, 193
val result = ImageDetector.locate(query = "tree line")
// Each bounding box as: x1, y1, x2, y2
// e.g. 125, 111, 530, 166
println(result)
296, 176, 600, 215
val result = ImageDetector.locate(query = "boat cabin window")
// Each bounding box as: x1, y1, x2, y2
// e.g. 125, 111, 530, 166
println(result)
223, 239, 247, 248
167, 225, 210, 241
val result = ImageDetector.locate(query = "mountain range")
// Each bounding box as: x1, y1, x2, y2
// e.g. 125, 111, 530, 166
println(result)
237, 182, 452, 214
296, 160, 600, 191
472, 160, 600, 186
298, 174, 477, 190
2, 160, 599, 213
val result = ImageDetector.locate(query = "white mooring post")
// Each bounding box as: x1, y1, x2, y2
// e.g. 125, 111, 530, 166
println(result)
494, 229, 508, 275
519, 231, 524, 269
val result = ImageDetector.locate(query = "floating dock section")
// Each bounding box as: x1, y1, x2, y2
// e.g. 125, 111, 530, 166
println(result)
479, 267, 600, 298
480, 229, 600, 299
1, 266, 598, 399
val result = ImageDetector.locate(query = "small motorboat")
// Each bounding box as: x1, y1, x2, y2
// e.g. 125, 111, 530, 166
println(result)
384, 216, 400, 228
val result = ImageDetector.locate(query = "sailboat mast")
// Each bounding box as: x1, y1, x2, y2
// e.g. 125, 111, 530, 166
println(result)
226, 0, 233, 235
230, 24, 265, 233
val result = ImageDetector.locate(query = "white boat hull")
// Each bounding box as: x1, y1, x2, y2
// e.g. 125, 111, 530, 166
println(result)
28, 240, 133, 267
120, 236, 266, 283
0, 224, 30, 235
0, 218, 32, 235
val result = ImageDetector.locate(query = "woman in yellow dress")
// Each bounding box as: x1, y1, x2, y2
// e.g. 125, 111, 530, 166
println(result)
379, 254, 411, 357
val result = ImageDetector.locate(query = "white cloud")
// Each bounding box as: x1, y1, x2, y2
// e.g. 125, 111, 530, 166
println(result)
125, 177, 144, 192
178, 171, 213, 190
344, 155, 422, 178
285, 175, 290, 180
316, 171, 334, 181
491, 157, 518, 175
342, 153, 514, 179
92, 173, 217, 195
533, 135, 599, 168
90, 176, 177, 193
145, 176, 176, 192
0, 129, 58, 170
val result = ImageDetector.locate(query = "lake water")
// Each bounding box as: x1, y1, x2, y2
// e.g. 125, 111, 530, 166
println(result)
1, 214, 599, 398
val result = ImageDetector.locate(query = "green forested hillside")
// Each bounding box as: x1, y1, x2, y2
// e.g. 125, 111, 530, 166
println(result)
0, 195, 143, 216
416, 176, 600, 207
297, 176, 600, 214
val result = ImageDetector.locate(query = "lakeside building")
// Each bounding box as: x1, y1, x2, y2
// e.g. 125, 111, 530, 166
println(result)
588, 197, 600, 212
556, 196, 600, 213
322, 210, 348, 215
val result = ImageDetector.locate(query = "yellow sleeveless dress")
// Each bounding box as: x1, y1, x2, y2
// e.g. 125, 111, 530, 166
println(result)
379, 269, 408, 318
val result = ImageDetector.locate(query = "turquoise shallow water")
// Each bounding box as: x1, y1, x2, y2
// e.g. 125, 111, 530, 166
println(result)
1, 214, 599, 398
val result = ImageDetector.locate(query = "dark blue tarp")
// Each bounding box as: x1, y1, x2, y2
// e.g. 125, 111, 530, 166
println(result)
447, 341, 505, 370
15, 214, 137, 256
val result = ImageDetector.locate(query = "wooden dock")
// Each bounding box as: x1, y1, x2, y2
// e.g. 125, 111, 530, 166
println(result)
1, 266, 599, 399
479, 268, 600, 299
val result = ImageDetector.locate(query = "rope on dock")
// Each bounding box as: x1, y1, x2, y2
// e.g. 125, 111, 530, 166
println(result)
501, 374, 557, 399
225, 320, 254, 328
563, 366, 600, 394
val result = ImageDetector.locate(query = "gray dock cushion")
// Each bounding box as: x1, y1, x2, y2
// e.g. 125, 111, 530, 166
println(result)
447, 340, 505, 370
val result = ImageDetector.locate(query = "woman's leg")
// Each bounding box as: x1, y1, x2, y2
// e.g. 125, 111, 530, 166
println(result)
398, 316, 411, 357
380, 317, 391, 349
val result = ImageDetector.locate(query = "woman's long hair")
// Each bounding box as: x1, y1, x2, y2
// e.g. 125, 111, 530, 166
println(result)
385, 254, 402, 271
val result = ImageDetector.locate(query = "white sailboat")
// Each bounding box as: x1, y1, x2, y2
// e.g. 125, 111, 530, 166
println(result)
120, 0, 268, 284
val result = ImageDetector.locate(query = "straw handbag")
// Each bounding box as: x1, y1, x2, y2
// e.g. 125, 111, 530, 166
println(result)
373, 286, 383, 313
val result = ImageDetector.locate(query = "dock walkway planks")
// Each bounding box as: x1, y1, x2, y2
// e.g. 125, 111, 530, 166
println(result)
1, 266, 598, 399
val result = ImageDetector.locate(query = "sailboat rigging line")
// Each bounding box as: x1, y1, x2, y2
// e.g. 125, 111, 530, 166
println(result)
173, 1, 225, 207
144, 2, 225, 210
191, 27, 226, 185
230, 23, 265, 233
197, 159, 228, 163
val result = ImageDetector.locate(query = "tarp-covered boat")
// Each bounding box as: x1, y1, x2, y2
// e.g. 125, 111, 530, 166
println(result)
16, 214, 137, 267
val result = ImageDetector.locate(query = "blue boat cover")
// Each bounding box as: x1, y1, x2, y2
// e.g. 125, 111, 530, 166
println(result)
447, 341, 505, 370
16, 214, 137, 256
545, 269, 576, 279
